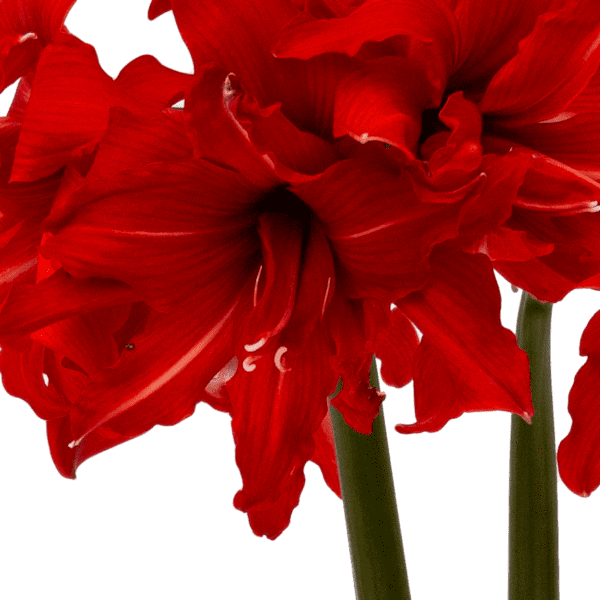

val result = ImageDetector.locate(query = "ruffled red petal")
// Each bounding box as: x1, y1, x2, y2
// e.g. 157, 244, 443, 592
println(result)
332, 56, 434, 156
0, 342, 67, 419
230, 324, 336, 538
558, 310, 600, 496
11, 37, 190, 181
327, 296, 387, 434
479, 0, 600, 126
0, 0, 75, 90
68, 285, 239, 448
0, 269, 137, 340
294, 155, 460, 300
396, 251, 533, 433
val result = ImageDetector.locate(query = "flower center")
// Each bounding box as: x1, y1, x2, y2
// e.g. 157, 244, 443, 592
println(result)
418, 108, 449, 150
256, 186, 312, 234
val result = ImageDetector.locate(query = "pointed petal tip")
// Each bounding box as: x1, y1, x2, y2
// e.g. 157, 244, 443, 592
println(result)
521, 411, 533, 425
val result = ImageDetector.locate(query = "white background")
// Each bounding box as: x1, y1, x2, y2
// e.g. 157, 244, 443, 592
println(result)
0, 1, 598, 598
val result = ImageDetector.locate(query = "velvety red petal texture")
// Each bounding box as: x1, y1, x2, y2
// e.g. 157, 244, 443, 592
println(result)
558, 310, 600, 496
294, 156, 460, 300
170, 0, 350, 140
84, 108, 193, 182
479, 0, 600, 126
185, 66, 338, 183
184, 66, 283, 188
0, 269, 137, 340
274, 0, 458, 82
491, 113, 600, 176
451, 0, 555, 88
0, 0, 75, 90
42, 160, 262, 310
170, 0, 297, 105
11, 37, 190, 181
396, 252, 533, 433
333, 56, 434, 156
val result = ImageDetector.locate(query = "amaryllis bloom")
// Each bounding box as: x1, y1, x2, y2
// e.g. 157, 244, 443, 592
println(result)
0, 0, 543, 538
150, 0, 534, 462
273, 0, 600, 489
23, 64, 433, 539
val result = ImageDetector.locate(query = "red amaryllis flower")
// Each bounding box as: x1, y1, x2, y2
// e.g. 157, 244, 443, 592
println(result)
151, 0, 534, 448
27, 63, 439, 538
0, 0, 537, 537
274, 0, 600, 450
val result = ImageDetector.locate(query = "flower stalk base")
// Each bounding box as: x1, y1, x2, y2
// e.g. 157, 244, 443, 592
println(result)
330, 358, 411, 600
509, 292, 559, 600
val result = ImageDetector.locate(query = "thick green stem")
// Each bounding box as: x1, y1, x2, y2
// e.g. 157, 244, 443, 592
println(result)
509, 292, 559, 600
330, 358, 411, 600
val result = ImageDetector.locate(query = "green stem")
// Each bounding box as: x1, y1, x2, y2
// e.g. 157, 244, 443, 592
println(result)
509, 292, 559, 600
330, 357, 411, 600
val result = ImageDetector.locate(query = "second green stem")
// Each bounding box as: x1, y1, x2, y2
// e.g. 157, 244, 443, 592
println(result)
509, 292, 559, 600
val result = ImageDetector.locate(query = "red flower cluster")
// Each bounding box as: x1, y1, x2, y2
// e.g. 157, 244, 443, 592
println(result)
1, 0, 600, 536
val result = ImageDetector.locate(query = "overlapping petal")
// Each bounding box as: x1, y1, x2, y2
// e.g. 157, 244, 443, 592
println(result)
11, 37, 190, 181
0, 269, 137, 341
450, 0, 555, 89
274, 0, 458, 94
479, 0, 600, 126
294, 155, 461, 301
332, 56, 434, 155
42, 159, 261, 310
0, 0, 75, 90
68, 283, 240, 448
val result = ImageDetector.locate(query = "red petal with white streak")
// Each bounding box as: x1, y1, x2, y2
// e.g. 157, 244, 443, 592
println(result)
42, 159, 261, 310
333, 56, 434, 157
69, 284, 241, 445
230, 325, 336, 538
48, 415, 140, 479
184, 67, 282, 188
